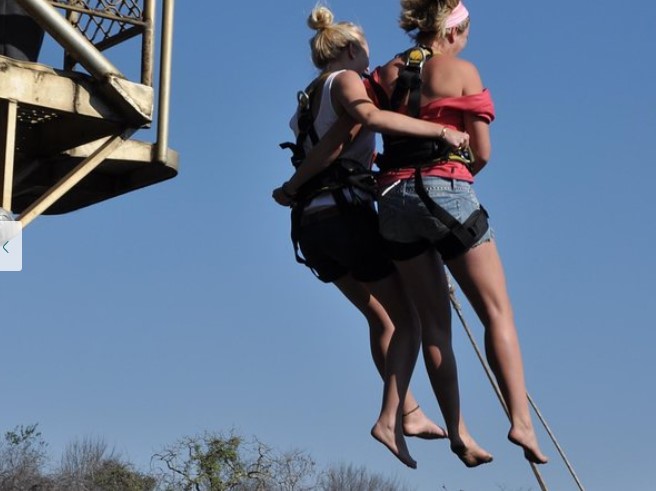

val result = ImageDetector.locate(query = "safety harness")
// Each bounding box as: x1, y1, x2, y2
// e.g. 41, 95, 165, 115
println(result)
279, 74, 377, 269
368, 46, 490, 260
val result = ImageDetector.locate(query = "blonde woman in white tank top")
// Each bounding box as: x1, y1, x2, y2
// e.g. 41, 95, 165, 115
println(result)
272, 5, 474, 469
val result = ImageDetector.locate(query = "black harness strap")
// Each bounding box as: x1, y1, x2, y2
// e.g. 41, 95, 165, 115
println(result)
367, 48, 453, 171
279, 74, 328, 167
379, 46, 490, 260
289, 157, 375, 273
280, 74, 377, 272
295, 87, 321, 149
390, 46, 432, 117
413, 168, 489, 260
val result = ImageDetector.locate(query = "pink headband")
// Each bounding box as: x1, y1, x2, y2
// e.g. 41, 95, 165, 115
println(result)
445, 2, 469, 29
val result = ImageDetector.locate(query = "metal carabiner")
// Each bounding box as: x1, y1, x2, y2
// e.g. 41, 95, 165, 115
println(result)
297, 90, 310, 109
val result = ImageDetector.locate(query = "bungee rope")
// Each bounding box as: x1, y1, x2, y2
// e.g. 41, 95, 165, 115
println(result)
448, 278, 585, 491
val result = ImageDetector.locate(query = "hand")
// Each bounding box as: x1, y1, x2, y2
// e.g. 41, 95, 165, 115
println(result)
442, 128, 470, 149
272, 183, 295, 207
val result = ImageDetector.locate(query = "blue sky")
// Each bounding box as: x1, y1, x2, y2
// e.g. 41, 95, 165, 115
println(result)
3, 1, 656, 489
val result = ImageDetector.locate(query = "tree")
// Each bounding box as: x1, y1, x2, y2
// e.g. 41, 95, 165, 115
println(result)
56, 436, 108, 489
0, 424, 416, 491
152, 431, 316, 491
0, 423, 50, 491
316, 463, 414, 491
89, 458, 157, 491
51, 436, 156, 491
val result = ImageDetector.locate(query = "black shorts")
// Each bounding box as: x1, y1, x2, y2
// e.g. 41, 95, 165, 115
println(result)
297, 204, 395, 283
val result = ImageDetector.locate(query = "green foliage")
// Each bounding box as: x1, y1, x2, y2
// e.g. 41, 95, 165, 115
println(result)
317, 463, 414, 491
0, 423, 49, 490
50, 436, 156, 491
91, 458, 157, 491
4, 423, 43, 447
153, 430, 318, 491
0, 424, 415, 491
154, 431, 247, 490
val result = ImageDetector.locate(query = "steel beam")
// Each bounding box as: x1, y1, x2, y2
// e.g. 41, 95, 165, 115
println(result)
0, 99, 17, 211
18, 127, 136, 228
156, 0, 175, 163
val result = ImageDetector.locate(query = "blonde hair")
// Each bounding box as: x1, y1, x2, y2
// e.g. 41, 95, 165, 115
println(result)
307, 4, 366, 70
399, 0, 470, 41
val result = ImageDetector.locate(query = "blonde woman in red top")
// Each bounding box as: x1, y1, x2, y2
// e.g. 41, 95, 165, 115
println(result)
368, 0, 548, 465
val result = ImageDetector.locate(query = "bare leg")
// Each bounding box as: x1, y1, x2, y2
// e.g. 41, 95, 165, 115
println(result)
334, 274, 423, 468
333, 275, 446, 439
367, 273, 422, 468
395, 250, 492, 468
447, 240, 548, 464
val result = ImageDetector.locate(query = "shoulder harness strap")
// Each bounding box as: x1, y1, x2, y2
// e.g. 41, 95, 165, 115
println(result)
383, 47, 489, 260
279, 74, 329, 167
390, 46, 433, 117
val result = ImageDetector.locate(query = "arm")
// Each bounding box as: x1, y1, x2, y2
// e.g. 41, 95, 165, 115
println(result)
463, 115, 490, 175
272, 112, 358, 206
461, 62, 491, 175
332, 70, 469, 146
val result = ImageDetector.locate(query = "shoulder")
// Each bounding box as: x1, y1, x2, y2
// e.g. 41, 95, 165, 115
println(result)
374, 56, 405, 87
429, 56, 483, 94
456, 58, 484, 94
328, 70, 369, 112
331, 70, 368, 99
429, 55, 479, 75
333, 69, 364, 86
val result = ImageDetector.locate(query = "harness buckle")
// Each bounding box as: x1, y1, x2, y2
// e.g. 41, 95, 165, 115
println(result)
405, 46, 432, 71
297, 90, 310, 109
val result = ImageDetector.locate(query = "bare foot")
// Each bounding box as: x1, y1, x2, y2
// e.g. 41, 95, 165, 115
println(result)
508, 427, 548, 464
402, 406, 448, 440
450, 435, 493, 468
371, 420, 417, 469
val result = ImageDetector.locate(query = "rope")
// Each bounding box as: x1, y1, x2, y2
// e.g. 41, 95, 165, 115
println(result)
447, 285, 548, 491
527, 393, 586, 491
448, 281, 586, 491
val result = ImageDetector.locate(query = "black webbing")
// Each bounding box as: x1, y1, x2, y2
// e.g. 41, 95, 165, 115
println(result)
413, 168, 461, 229
413, 167, 490, 260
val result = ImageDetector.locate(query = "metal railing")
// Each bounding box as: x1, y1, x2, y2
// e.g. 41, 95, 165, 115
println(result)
47, 0, 155, 86
17, 0, 174, 140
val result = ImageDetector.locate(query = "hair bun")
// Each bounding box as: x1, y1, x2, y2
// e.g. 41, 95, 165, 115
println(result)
307, 5, 334, 31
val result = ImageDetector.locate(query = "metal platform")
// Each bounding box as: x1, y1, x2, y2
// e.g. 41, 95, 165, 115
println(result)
0, 54, 177, 214
10, 136, 178, 214
0, 0, 177, 227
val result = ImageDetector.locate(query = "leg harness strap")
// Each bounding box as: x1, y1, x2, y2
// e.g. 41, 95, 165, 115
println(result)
413, 168, 489, 260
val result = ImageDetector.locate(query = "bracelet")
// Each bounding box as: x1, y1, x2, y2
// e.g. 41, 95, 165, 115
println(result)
440, 126, 448, 139
281, 182, 296, 200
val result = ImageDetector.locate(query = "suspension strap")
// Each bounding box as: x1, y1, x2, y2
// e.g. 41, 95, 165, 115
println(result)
279, 73, 329, 167
295, 86, 320, 150
390, 46, 432, 117
413, 168, 489, 260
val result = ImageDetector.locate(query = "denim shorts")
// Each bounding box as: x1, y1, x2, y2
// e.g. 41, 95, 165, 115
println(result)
378, 176, 494, 261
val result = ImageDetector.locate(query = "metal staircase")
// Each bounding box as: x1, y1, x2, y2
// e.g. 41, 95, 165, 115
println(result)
0, 0, 176, 228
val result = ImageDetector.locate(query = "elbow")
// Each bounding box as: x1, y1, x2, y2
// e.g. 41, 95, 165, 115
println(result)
357, 110, 383, 132
472, 143, 490, 166
475, 154, 489, 168
360, 116, 379, 132
470, 145, 490, 175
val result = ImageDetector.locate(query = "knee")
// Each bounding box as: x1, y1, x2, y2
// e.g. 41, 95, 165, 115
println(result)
477, 300, 514, 329
421, 321, 452, 347
361, 307, 391, 333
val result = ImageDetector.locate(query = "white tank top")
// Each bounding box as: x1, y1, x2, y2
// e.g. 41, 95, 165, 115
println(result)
289, 70, 375, 211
